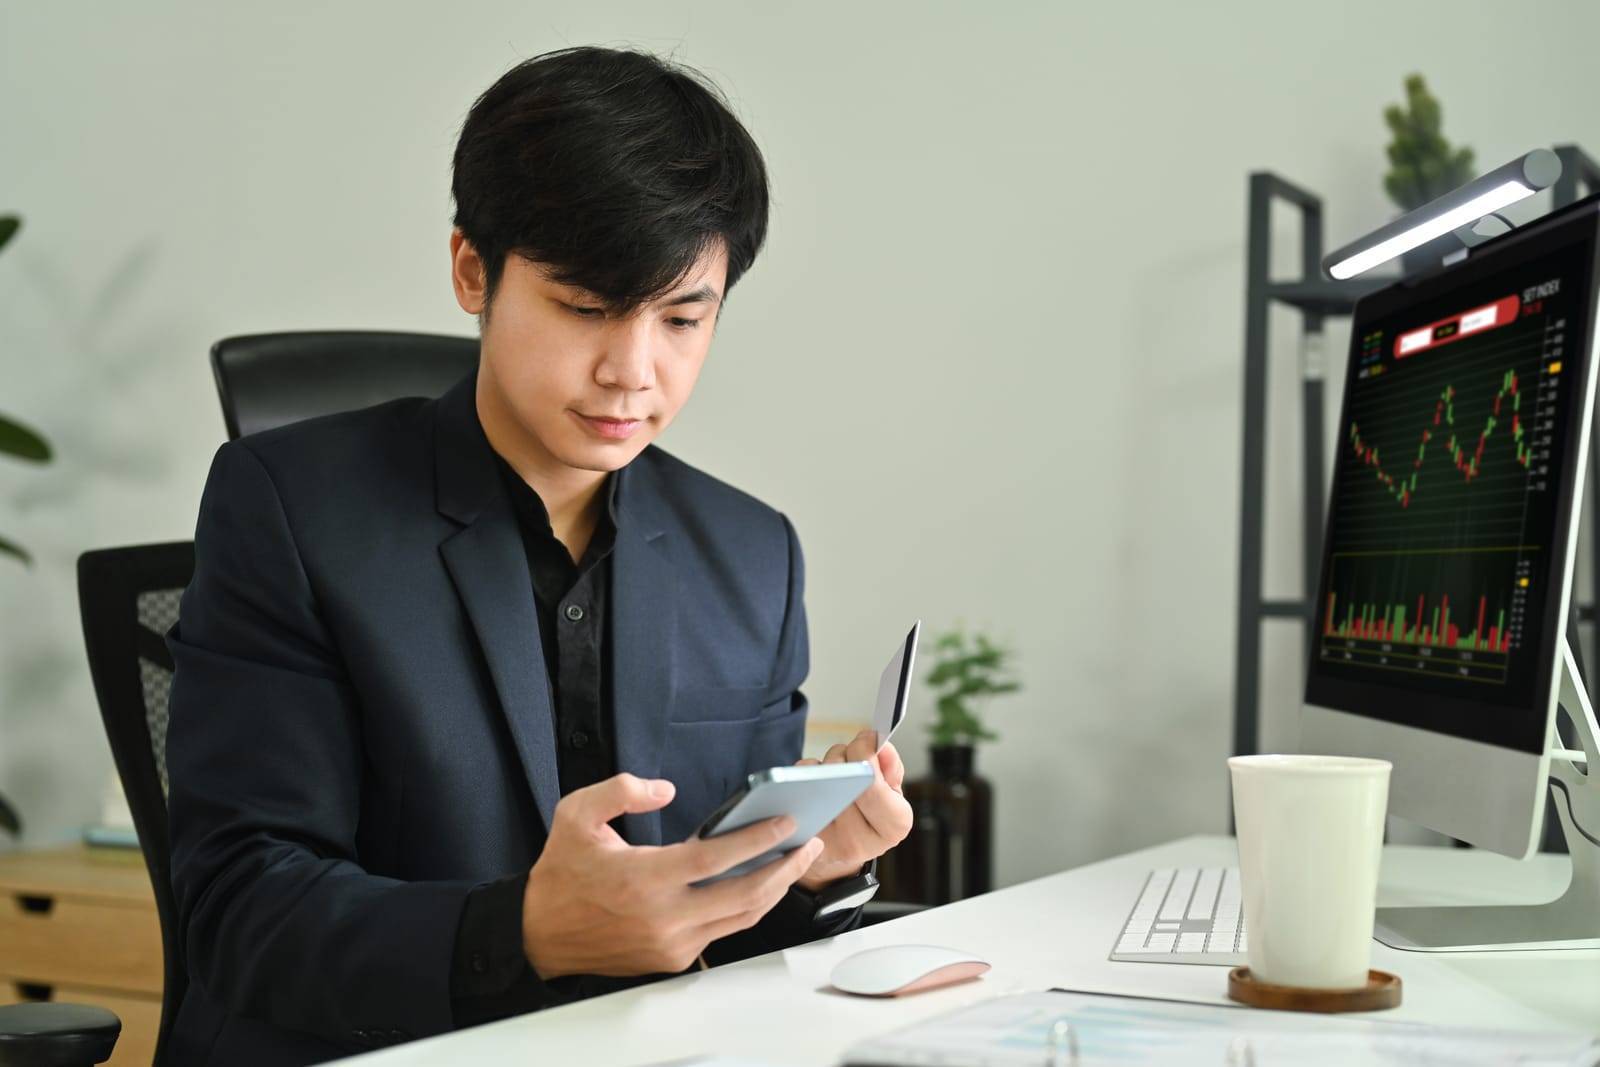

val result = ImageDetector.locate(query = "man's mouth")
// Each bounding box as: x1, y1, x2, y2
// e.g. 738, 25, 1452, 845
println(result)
574, 412, 645, 440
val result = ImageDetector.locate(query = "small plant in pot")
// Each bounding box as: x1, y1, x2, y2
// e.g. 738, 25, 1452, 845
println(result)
1383, 74, 1477, 275
926, 628, 1019, 750
878, 626, 1021, 905
0, 213, 53, 838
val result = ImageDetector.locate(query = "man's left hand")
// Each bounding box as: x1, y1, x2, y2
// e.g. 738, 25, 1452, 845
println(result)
793, 729, 913, 893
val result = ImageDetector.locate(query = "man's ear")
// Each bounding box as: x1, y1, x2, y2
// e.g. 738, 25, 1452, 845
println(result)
450, 229, 488, 316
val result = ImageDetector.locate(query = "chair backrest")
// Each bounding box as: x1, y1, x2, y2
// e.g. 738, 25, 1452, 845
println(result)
209, 330, 478, 440
77, 543, 195, 1067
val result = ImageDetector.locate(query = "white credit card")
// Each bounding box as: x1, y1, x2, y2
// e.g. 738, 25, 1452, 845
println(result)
871, 621, 921, 753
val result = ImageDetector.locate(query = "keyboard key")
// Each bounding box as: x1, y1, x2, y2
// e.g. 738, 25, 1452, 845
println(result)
1132, 871, 1170, 917
1159, 870, 1195, 922
1188, 869, 1221, 920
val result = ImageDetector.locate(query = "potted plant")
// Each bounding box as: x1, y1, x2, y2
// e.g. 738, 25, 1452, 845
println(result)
0, 213, 53, 838
879, 626, 1020, 905
926, 628, 1018, 748
1383, 74, 1477, 274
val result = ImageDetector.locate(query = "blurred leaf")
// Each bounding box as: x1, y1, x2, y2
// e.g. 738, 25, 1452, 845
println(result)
0, 534, 32, 565
0, 215, 17, 255
0, 414, 51, 462
0, 791, 18, 836
923, 625, 1021, 746
1382, 75, 1475, 213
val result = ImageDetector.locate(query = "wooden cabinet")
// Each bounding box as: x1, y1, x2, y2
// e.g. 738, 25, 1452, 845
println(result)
0, 846, 163, 1067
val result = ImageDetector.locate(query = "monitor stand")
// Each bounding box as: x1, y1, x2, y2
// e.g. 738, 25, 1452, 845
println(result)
1375, 641, 1600, 951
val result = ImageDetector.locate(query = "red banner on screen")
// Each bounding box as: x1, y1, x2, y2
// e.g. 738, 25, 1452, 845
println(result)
1394, 295, 1521, 360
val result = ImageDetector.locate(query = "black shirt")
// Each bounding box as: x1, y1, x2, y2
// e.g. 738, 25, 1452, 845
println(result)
446, 455, 858, 1026
448, 457, 620, 1024
499, 454, 618, 799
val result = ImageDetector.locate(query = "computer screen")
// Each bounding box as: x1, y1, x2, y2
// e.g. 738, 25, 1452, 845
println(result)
1306, 203, 1600, 756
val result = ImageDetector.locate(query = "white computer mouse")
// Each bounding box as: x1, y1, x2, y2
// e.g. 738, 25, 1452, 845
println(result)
828, 944, 991, 997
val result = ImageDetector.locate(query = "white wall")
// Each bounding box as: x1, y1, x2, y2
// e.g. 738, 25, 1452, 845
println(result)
4, 0, 1600, 886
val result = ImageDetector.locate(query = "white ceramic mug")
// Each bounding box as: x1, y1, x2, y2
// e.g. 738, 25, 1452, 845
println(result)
1227, 754, 1391, 989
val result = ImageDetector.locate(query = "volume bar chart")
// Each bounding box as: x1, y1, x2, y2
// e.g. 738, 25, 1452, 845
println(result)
1318, 546, 1530, 684
1325, 592, 1511, 653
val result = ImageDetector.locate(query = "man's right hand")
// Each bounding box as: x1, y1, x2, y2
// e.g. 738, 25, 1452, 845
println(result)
521, 772, 823, 979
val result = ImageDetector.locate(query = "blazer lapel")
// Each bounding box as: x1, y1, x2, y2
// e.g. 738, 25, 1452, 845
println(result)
434, 372, 561, 833
610, 457, 677, 847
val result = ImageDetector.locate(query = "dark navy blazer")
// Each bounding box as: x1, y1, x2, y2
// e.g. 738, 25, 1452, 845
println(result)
165, 370, 841, 1065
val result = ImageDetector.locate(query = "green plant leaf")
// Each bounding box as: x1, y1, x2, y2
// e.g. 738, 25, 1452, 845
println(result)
0, 413, 51, 462
1382, 74, 1474, 213
924, 624, 1021, 746
0, 215, 18, 255
0, 533, 32, 566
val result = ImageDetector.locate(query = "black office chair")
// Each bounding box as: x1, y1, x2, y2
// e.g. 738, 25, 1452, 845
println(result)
0, 1004, 119, 1067
209, 330, 478, 440
73, 543, 197, 1067
0, 545, 190, 1065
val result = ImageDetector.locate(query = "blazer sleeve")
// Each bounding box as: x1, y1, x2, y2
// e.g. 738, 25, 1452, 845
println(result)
165, 441, 475, 1049
701, 512, 865, 968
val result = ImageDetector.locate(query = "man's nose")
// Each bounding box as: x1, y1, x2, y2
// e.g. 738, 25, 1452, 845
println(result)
595, 319, 657, 391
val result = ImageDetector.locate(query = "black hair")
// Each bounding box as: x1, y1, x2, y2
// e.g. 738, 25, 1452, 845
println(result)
451, 46, 770, 315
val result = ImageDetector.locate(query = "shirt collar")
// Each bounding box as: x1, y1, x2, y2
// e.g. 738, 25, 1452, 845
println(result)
434, 367, 665, 544
491, 451, 621, 564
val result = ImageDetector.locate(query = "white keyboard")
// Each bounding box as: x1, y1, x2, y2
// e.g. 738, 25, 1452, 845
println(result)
1109, 866, 1247, 966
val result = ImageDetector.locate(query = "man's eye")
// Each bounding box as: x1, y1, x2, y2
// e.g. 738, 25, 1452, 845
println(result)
564, 303, 698, 330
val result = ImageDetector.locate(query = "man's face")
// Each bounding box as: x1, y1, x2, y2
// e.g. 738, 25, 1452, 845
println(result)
452, 233, 728, 473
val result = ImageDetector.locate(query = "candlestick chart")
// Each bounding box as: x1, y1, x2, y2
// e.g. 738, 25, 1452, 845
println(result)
1317, 287, 1569, 688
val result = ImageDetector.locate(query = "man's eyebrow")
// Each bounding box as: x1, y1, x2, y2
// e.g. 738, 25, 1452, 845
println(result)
660, 284, 722, 308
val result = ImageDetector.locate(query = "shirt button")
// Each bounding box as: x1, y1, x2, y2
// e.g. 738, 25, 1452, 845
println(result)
471, 952, 488, 974
569, 730, 590, 749
565, 603, 585, 622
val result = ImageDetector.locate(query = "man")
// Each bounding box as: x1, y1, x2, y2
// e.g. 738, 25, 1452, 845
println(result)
165, 46, 912, 1065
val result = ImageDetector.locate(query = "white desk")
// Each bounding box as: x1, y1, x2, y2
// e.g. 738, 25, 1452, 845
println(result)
345, 835, 1600, 1065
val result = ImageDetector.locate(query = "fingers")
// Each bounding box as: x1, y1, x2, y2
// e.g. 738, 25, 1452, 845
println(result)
559, 773, 675, 830
657, 813, 797, 885
852, 775, 914, 842
690, 837, 824, 940
813, 740, 913, 868
822, 729, 879, 766
843, 729, 878, 762
878, 742, 906, 791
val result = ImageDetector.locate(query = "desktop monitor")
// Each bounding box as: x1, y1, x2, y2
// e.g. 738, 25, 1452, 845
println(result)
1302, 194, 1600, 946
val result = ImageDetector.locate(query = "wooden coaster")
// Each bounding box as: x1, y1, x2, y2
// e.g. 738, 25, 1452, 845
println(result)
1227, 967, 1401, 1013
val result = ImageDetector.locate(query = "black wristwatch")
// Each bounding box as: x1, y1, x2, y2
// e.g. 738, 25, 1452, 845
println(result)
808, 858, 880, 921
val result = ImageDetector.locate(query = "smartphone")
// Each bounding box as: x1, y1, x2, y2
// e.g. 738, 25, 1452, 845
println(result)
690, 761, 875, 886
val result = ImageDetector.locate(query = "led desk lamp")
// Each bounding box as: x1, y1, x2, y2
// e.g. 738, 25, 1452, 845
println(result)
1324, 149, 1563, 279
